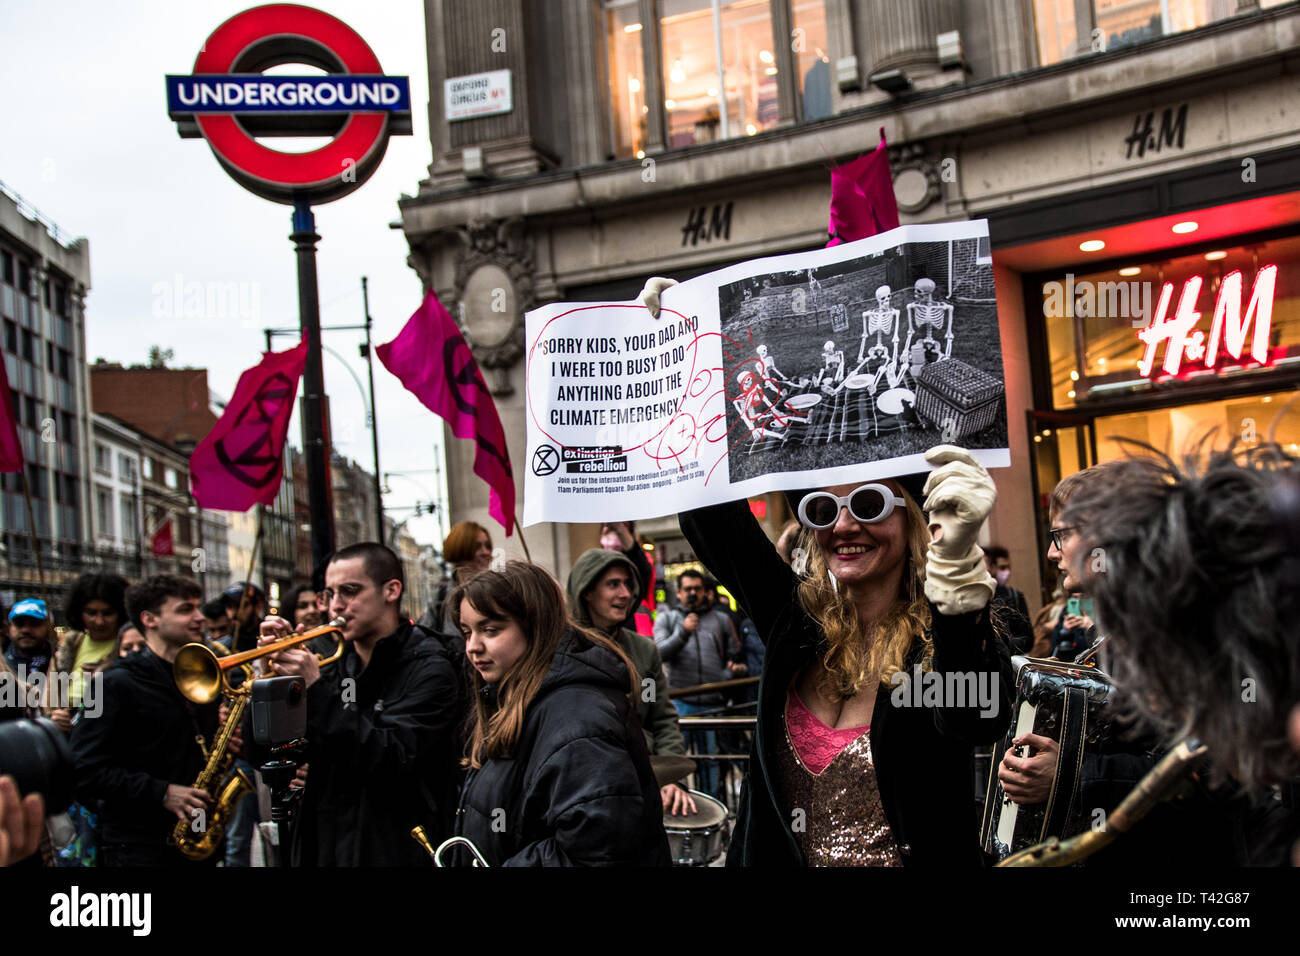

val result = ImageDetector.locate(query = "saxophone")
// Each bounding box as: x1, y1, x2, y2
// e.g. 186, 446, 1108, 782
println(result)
171, 689, 254, 860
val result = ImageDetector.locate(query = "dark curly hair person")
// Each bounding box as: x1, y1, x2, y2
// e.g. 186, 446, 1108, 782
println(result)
48, 573, 129, 729
1062, 439, 1300, 796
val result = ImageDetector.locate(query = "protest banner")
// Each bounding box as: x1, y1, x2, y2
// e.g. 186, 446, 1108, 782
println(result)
523, 220, 1009, 526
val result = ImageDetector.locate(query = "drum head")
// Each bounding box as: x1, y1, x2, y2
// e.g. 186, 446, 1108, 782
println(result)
877, 388, 915, 415
842, 373, 873, 391
663, 790, 728, 830
785, 393, 821, 411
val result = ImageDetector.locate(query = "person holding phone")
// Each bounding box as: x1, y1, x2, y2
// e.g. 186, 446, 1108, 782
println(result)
1050, 593, 1096, 660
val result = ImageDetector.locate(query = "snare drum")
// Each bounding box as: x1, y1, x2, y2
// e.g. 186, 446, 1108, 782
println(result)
663, 790, 730, 866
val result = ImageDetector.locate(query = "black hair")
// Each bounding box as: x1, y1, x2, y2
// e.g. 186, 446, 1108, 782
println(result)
285, 583, 318, 616
1063, 439, 1300, 790
675, 568, 704, 589
64, 573, 128, 632
125, 575, 203, 632
984, 544, 1009, 562
201, 600, 228, 620
330, 542, 405, 592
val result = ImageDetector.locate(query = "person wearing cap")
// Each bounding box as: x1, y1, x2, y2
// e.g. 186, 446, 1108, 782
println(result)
641, 277, 1013, 867
567, 548, 696, 816
2, 599, 53, 681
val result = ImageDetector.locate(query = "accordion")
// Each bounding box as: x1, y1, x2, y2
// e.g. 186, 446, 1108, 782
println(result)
980, 655, 1113, 861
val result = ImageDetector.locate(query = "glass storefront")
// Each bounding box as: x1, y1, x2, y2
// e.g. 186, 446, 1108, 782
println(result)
660, 0, 778, 146
1043, 234, 1300, 410
791, 0, 830, 121
604, 0, 648, 159
1034, 0, 1296, 67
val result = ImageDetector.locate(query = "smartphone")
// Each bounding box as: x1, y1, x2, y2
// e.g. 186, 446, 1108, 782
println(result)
1066, 596, 1081, 617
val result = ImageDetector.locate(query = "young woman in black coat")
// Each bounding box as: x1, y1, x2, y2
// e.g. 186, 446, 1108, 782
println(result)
448, 562, 670, 866
679, 446, 1015, 867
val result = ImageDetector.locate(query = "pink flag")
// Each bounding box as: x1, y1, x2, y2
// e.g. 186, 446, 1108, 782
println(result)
377, 291, 516, 535
150, 518, 175, 556
827, 128, 900, 247
0, 351, 24, 472
190, 339, 307, 511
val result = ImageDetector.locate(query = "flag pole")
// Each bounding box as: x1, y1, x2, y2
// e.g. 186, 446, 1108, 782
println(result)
512, 516, 533, 563
233, 504, 264, 647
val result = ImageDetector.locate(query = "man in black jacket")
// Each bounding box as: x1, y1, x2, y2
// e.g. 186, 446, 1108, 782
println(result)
72, 575, 220, 866
261, 542, 464, 866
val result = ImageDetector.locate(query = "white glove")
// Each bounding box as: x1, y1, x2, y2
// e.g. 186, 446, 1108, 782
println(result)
638, 277, 679, 319
920, 445, 997, 615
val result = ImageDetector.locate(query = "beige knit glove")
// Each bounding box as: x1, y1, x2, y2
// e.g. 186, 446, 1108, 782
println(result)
638, 277, 679, 319
921, 445, 997, 615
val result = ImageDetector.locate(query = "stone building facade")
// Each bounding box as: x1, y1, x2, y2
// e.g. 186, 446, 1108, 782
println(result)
400, 0, 1300, 604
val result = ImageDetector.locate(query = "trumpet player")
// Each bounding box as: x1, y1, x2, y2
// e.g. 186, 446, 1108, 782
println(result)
71, 575, 229, 867
257, 542, 465, 866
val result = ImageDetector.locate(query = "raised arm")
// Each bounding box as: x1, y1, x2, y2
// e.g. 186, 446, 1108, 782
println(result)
678, 500, 796, 647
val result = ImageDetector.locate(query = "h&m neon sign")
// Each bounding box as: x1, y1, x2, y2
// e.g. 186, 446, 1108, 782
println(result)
1137, 266, 1278, 378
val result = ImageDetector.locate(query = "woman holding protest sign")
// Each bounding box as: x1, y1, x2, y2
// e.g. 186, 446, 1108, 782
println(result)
641, 278, 1013, 867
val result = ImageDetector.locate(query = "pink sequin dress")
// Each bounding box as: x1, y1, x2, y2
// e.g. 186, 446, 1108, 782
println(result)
775, 682, 903, 866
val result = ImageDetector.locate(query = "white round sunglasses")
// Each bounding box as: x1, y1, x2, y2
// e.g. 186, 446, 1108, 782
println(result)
796, 483, 906, 530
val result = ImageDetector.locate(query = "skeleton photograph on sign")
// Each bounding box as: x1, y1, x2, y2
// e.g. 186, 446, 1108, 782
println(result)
717, 236, 1007, 483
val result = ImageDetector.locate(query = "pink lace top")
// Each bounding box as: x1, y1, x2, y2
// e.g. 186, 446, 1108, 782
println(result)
785, 683, 871, 775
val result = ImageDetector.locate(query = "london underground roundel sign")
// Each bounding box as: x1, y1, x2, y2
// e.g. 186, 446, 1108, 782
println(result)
166, 4, 411, 204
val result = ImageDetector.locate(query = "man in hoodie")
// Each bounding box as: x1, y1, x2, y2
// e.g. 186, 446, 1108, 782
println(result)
71, 575, 221, 866
567, 548, 696, 816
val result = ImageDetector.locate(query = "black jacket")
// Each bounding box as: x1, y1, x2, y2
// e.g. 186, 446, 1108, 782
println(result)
681, 501, 1014, 867
71, 647, 219, 850
990, 584, 1033, 655
453, 631, 670, 866
292, 621, 465, 867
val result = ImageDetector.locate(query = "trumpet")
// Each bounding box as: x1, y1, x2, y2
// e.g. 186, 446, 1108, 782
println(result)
411, 827, 489, 867
173, 618, 346, 704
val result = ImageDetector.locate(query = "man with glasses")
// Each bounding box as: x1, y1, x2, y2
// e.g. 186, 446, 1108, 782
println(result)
258, 542, 465, 866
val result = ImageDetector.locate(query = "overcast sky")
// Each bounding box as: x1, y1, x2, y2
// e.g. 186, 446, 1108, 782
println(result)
0, 0, 450, 547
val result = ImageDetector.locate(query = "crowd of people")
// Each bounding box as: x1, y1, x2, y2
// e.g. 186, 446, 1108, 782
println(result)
1, 360, 1298, 868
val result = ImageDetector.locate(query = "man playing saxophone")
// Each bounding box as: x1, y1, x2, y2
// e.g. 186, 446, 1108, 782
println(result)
71, 575, 236, 866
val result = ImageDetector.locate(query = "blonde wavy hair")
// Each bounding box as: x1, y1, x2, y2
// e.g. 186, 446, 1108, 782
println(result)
795, 490, 933, 700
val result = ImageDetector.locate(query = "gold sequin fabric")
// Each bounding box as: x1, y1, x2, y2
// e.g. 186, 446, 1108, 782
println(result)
776, 708, 904, 867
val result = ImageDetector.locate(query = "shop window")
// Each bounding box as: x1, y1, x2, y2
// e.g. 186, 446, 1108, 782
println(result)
791, 0, 830, 121
1042, 235, 1300, 409
97, 486, 114, 537
120, 497, 138, 539
1034, 0, 1283, 66
660, 0, 778, 147
604, 0, 649, 159
1095, 390, 1300, 461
